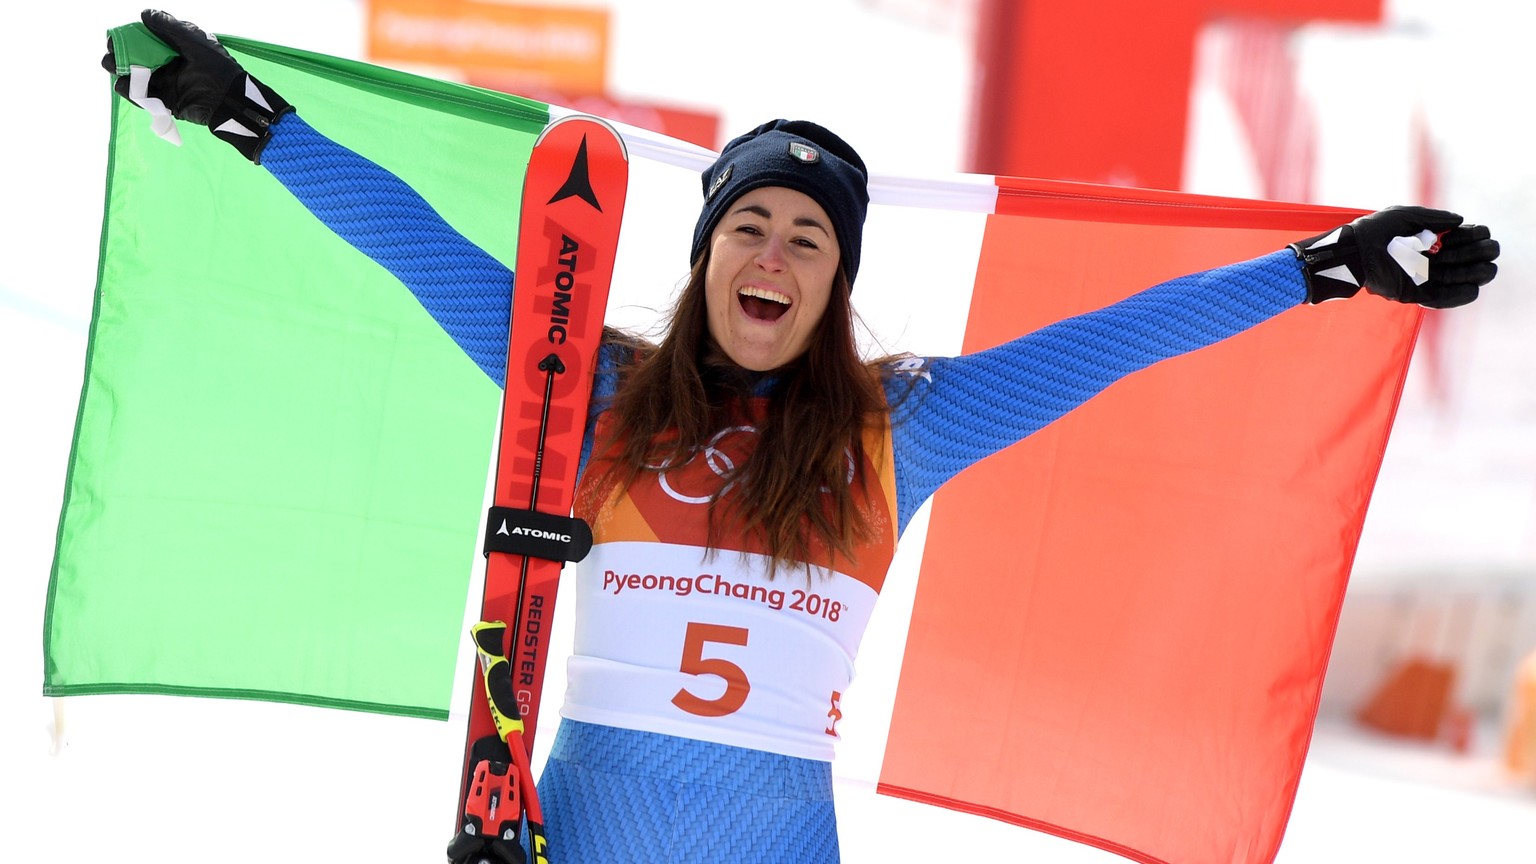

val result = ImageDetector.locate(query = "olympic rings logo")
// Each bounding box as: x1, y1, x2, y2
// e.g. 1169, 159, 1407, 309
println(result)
653, 425, 753, 505
651, 425, 857, 505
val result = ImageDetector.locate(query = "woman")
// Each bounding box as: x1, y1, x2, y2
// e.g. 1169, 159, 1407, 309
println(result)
105, 12, 1499, 863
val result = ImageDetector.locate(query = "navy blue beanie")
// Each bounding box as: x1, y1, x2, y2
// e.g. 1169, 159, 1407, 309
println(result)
691, 120, 870, 287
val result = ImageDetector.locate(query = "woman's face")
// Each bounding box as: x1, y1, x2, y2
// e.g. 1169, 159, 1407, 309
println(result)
704, 186, 840, 372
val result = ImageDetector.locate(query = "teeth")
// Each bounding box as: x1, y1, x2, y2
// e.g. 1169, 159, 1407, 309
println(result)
739, 286, 791, 305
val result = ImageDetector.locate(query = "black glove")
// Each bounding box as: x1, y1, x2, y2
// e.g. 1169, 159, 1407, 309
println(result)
1291, 205, 1499, 309
101, 10, 292, 163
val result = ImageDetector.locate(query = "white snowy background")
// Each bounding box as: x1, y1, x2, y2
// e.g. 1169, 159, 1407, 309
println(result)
3, 1, 1533, 861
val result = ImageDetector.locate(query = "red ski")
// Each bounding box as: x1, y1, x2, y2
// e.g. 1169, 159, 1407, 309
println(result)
449, 114, 629, 864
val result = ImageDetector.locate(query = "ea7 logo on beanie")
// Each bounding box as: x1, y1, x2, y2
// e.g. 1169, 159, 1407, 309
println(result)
706, 164, 734, 202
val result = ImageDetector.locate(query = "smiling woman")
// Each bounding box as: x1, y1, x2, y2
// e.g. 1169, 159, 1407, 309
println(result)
705, 187, 840, 370
94, 11, 1501, 864
690, 120, 865, 371
596, 124, 890, 596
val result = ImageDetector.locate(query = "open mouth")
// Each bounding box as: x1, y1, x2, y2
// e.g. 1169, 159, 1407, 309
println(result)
738, 286, 791, 322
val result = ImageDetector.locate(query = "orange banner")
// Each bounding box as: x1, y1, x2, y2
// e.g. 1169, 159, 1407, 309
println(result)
368, 0, 609, 95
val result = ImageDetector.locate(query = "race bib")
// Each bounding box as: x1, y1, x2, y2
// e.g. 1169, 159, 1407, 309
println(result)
561, 541, 878, 760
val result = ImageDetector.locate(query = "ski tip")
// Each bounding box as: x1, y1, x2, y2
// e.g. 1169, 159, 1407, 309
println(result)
537, 113, 629, 162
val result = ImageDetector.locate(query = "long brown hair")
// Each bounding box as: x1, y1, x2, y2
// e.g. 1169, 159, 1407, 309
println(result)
596, 256, 892, 576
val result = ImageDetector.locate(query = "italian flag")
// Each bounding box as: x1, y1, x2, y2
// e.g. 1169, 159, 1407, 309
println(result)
45, 33, 1417, 864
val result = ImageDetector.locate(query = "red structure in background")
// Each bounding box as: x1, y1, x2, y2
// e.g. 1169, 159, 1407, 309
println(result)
968, 0, 1382, 189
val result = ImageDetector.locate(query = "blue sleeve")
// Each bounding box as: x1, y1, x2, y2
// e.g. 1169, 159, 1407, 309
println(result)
577, 340, 629, 480
885, 249, 1309, 534
259, 114, 513, 386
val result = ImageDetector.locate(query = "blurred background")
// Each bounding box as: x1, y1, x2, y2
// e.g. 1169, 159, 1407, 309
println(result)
3, 0, 1532, 860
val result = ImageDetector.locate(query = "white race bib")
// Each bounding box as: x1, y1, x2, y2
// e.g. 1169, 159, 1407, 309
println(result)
561, 540, 879, 760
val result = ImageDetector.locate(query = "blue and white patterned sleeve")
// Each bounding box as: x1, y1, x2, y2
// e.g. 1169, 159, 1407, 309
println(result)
884, 249, 1310, 534
259, 114, 513, 386
578, 339, 631, 479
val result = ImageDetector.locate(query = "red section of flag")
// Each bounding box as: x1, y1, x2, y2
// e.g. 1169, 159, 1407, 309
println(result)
878, 192, 1419, 864
989, 174, 1358, 227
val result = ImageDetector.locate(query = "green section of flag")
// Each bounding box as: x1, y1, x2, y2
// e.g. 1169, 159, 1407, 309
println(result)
43, 37, 550, 719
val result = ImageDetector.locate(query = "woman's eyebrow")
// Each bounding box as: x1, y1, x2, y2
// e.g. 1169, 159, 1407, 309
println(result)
729, 203, 831, 234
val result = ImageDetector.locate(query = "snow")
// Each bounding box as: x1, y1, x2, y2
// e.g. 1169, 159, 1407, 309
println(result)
3, 1, 1533, 861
